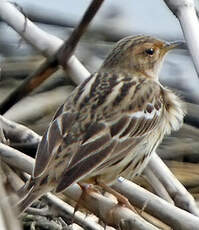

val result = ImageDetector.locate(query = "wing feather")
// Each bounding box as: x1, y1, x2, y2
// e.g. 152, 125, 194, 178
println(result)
98, 82, 164, 170
69, 133, 110, 166
33, 73, 164, 191
56, 139, 116, 193
33, 112, 76, 178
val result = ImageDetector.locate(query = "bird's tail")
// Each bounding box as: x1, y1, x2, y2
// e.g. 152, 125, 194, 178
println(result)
16, 179, 47, 214
17, 178, 34, 199
17, 188, 40, 214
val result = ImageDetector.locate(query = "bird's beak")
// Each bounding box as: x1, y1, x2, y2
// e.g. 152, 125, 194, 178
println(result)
163, 41, 186, 53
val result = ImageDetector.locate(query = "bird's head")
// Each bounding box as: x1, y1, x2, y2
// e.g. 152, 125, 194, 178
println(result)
101, 35, 184, 81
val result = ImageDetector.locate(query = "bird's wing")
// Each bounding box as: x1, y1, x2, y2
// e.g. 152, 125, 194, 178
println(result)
55, 121, 116, 192
108, 78, 164, 138
33, 112, 77, 178
55, 80, 165, 192
33, 111, 116, 191
95, 79, 165, 170
34, 73, 165, 193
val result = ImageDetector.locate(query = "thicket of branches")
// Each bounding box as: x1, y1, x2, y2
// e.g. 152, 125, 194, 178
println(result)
0, 0, 199, 229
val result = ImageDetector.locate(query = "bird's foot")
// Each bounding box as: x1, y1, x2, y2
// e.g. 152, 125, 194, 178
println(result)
97, 181, 137, 213
73, 183, 98, 217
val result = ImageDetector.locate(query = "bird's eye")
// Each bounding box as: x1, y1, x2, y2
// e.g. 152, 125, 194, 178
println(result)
145, 48, 154, 55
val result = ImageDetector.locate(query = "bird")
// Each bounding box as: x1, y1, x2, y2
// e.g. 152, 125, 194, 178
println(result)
17, 35, 186, 213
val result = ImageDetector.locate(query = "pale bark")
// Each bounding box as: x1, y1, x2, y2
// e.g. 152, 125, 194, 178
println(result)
112, 179, 199, 230
1, 143, 199, 229
146, 153, 199, 216
0, 1, 199, 229
163, 0, 199, 76
0, 1, 90, 85
0, 115, 41, 144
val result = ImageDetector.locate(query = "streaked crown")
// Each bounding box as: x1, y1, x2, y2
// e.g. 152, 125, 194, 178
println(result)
100, 35, 180, 80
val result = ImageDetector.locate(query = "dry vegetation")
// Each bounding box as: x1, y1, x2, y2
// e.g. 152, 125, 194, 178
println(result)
0, 0, 199, 229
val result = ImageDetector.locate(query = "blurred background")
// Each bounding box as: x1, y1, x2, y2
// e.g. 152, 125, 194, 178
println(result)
1, 0, 199, 154
1, 1, 199, 229
1, 0, 199, 126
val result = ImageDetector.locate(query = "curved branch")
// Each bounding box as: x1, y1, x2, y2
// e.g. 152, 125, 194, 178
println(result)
163, 0, 199, 76
1, 142, 199, 229
146, 153, 199, 216
0, 0, 92, 113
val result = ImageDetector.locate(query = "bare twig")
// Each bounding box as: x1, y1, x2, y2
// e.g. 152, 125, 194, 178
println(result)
1, 142, 199, 229
163, 0, 199, 76
112, 179, 199, 230
0, 143, 34, 175
0, 161, 22, 230
56, 0, 105, 68
0, 115, 41, 144
0, 1, 90, 84
0, 0, 104, 113
146, 153, 199, 216
40, 194, 105, 230
143, 167, 174, 204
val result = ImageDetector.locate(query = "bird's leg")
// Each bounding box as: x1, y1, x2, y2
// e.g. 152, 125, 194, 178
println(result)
97, 181, 137, 213
74, 183, 90, 214
72, 183, 98, 221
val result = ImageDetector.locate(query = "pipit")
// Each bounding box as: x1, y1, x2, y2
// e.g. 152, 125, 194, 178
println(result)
17, 35, 186, 213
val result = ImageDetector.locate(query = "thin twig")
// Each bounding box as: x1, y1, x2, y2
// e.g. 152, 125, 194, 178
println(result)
147, 153, 199, 216
0, 143, 160, 229
163, 0, 199, 76
57, 0, 105, 68
0, 1, 90, 83
112, 178, 199, 230
0, 115, 41, 144
1, 142, 199, 229
0, 0, 104, 114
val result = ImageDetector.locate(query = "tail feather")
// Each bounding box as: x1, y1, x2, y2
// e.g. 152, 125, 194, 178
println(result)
17, 190, 40, 214
17, 183, 50, 214
17, 179, 35, 199
16, 182, 53, 214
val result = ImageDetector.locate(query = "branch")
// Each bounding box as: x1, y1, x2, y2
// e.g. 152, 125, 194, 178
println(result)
56, 0, 105, 68
0, 0, 100, 113
1, 142, 199, 229
112, 179, 199, 230
0, 143, 34, 175
163, 0, 199, 76
0, 115, 41, 144
0, 143, 160, 230
40, 194, 104, 230
0, 162, 22, 230
146, 153, 199, 216
0, 0, 89, 82
44, 193, 159, 230
143, 167, 174, 204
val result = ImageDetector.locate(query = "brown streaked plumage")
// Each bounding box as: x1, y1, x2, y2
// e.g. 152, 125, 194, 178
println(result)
17, 35, 186, 212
